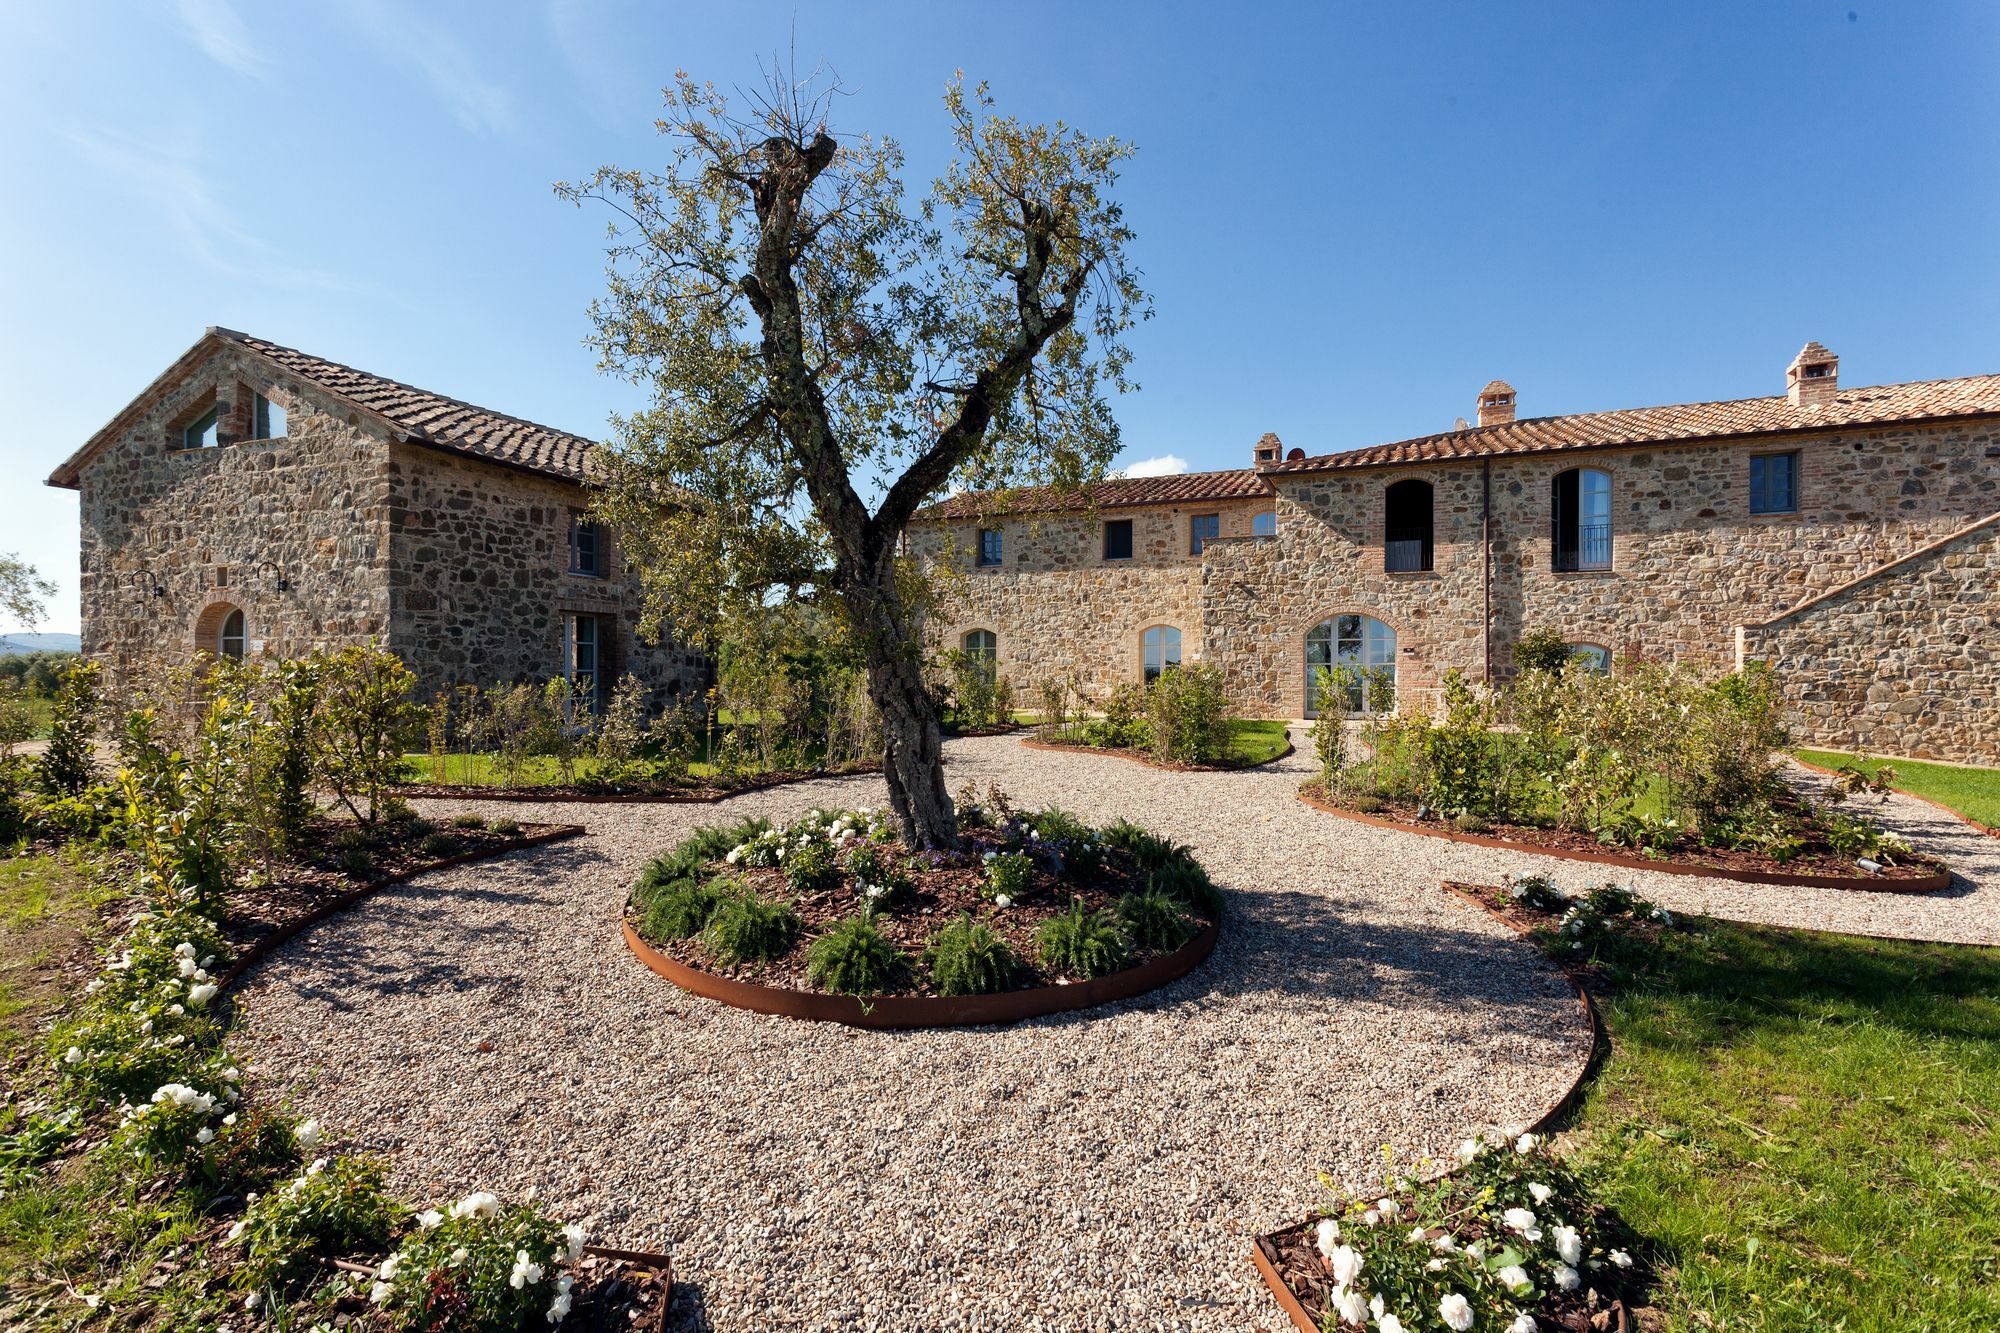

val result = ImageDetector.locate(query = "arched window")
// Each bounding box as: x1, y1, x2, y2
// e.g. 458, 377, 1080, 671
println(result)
962, 629, 996, 680
217, 608, 246, 660
1552, 467, 1612, 571
1569, 643, 1612, 675
1252, 510, 1277, 537
1384, 479, 1434, 572
1142, 626, 1182, 682
1305, 615, 1396, 715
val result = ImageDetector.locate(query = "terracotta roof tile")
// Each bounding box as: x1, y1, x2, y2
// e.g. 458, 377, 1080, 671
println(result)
1260, 371, 2000, 476
915, 467, 1268, 521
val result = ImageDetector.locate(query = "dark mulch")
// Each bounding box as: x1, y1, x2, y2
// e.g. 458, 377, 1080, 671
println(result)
1261, 1215, 1640, 1333
218, 816, 572, 955
391, 761, 879, 804
648, 828, 1208, 997
1303, 785, 1946, 883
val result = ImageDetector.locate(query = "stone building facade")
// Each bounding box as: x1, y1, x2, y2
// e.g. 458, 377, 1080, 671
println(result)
914, 345, 2000, 765
48, 328, 707, 707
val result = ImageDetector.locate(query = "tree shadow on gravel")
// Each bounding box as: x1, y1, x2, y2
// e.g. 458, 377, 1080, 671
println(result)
663, 1281, 713, 1333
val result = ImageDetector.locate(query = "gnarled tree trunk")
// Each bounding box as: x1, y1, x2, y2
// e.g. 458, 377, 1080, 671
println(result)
845, 566, 956, 849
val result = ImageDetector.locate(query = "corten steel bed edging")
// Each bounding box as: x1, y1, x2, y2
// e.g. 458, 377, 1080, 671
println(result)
1017, 734, 1296, 772
216, 825, 586, 994
1789, 755, 2000, 840
389, 763, 882, 806
1253, 879, 1613, 1332
621, 915, 1220, 1030
1298, 790, 1952, 893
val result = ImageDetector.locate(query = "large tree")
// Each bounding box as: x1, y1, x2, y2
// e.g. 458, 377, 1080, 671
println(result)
1, 553, 54, 628
561, 70, 1145, 847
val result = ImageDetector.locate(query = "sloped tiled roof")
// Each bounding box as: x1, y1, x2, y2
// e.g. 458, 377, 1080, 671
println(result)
1260, 371, 2000, 476
915, 467, 1268, 521
48, 328, 598, 488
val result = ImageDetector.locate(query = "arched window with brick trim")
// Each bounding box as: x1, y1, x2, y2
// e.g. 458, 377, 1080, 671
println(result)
1305, 614, 1395, 715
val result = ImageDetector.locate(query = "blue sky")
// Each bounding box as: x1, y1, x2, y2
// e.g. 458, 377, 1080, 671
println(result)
4, 1, 1997, 633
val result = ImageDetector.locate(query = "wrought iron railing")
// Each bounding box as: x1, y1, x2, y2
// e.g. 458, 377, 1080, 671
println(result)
1384, 538, 1430, 573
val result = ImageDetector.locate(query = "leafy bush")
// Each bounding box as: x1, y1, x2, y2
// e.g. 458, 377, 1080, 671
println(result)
1116, 889, 1194, 951
1512, 625, 1576, 674
340, 847, 373, 878
1024, 807, 1106, 881
925, 915, 1021, 996
370, 1193, 585, 1330
312, 646, 418, 824
703, 888, 801, 964
1503, 873, 1569, 912
983, 850, 1035, 904
1144, 663, 1231, 764
418, 832, 458, 858
805, 915, 904, 995
1034, 899, 1130, 979
37, 658, 100, 797
1083, 681, 1147, 750
1309, 666, 1354, 791
784, 839, 839, 895
230, 1154, 403, 1288
846, 843, 914, 912
488, 817, 520, 836
451, 813, 486, 830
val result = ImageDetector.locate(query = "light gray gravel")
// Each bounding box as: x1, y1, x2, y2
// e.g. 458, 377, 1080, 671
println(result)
231, 733, 1994, 1330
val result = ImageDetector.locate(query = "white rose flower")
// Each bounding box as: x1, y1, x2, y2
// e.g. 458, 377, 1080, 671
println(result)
370, 1280, 393, 1304
378, 1255, 400, 1280
64, 1046, 82, 1064
1509, 1316, 1539, 1333
1326, 1243, 1364, 1287
1376, 1197, 1400, 1221
1502, 1207, 1537, 1234
196, 1127, 214, 1144
227, 1220, 247, 1242
1609, 1248, 1634, 1269
1456, 1138, 1480, 1164
1497, 1264, 1530, 1292
1515, 1133, 1540, 1153
1406, 1226, 1427, 1243
1361, 1209, 1381, 1227
451, 1191, 501, 1220
1439, 1292, 1476, 1331
416, 1209, 444, 1230
1554, 1224, 1583, 1266
1528, 1182, 1553, 1204
1314, 1218, 1341, 1259
1554, 1265, 1581, 1291
449, 1246, 469, 1265
244, 1291, 261, 1309
1379, 1316, 1406, 1333
187, 983, 219, 1008
563, 1222, 587, 1261
545, 1290, 572, 1323
1335, 1289, 1369, 1326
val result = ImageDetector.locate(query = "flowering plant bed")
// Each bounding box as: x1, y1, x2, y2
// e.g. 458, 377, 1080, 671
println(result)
1299, 785, 1950, 892
307, 1240, 671, 1331
623, 792, 1223, 1026
1254, 1135, 1645, 1333
391, 760, 880, 804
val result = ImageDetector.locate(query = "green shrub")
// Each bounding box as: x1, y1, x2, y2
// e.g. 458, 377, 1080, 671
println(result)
643, 875, 726, 940
925, 915, 1021, 996
36, 659, 100, 798
231, 1154, 403, 1288
703, 889, 801, 964
1083, 681, 1148, 750
983, 851, 1035, 903
1146, 855, 1223, 919
451, 813, 486, 830
846, 844, 914, 912
340, 847, 373, 878
488, 817, 521, 836
418, 832, 458, 858
805, 915, 904, 995
785, 839, 840, 896
1034, 899, 1130, 979
680, 816, 771, 864
1512, 626, 1575, 674
1116, 889, 1194, 951
1144, 663, 1231, 765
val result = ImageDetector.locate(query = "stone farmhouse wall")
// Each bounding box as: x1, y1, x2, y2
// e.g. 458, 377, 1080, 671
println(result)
1738, 512, 2000, 765
909, 499, 1269, 697
69, 341, 705, 708
73, 343, 394, 697
1206, 419, 2000, 718
388, 446, 707, 705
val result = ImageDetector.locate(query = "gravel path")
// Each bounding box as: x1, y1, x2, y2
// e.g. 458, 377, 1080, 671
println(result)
233, 733, 1997, 1330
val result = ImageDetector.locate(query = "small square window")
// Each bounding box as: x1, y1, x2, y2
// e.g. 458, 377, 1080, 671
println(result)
569, 516, 605, 576
250, 392, 287, 440
183, 405, 220, 450
977, 527, 1003, 567
1252, 511, 1277, 537
1749, 452, 1799, 515
1189, 512, 1220, 554
1103, 519, 1134, 561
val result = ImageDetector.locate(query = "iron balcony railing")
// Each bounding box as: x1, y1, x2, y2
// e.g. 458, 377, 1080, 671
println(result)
1384, 537, 1431, 573
1556, 521, 1613, 572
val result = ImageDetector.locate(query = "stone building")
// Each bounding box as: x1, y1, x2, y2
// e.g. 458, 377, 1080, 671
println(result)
46, 328, 708, 707
912, 344, 2000, 765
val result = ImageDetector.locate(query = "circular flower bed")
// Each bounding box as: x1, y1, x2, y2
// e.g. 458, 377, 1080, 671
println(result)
623, 792, 1223, 1026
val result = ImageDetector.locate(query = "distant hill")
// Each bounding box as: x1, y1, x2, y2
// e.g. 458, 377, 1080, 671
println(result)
0, 632, 80, 656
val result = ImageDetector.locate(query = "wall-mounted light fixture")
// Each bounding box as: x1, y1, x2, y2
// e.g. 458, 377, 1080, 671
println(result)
255, 560, 290, 593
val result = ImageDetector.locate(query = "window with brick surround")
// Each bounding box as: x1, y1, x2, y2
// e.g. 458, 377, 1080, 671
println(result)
249, 392, 287, 440
217, 607, 246, 660
1384, 479, 1433, 572
569, 516, 605, 577
977, 527, 1003, 566
1305, 615, 1396, 715
183, 404, 221, 450
1189, 513, 1220, 554
1552, 467, 1612, 571
1569, 643, 1612, 675
565, 612, 603, 713
1749, 452, 1799, 515
1252, 510, 1277, 537
1103, 519, 1134, 561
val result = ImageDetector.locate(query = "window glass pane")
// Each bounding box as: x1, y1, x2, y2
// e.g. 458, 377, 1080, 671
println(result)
1143, 626, 1181, 681
1750, 454, 1797, 514
184, 405, 220, 450
219, 609, 245, 660
571, 518, 602, 575
1569, 644, 1612, 675
978, 528, 1003, 565
1190, 513, 1219, 554
1103, 520, 1133, 559
1305, 615, 1395, 715
1252, 511, 1276, 537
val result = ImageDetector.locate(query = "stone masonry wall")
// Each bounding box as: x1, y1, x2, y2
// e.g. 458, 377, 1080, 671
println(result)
1206, 420, 2000, 720
73, 343, 394, 696
387, 445, 708, 707
1738, 513, 2000, 766
909, 499, 1270, 699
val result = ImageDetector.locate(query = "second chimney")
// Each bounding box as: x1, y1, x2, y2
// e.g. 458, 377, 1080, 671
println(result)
1786, 342, 1839, 409
1252, 431, 1283, 465
1477, 380, 1516, 427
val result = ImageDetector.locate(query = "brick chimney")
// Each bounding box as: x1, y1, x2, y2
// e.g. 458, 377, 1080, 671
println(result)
1786, 342, 1839, 408
1252, 432, 1283, 465
1476, 380, 1516, 427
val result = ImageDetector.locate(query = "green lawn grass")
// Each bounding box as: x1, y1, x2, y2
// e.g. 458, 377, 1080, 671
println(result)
0, 851, 111, 1053
1222, 717, 1292, 765
1795, 748, 2000, 829
1573, 918, 2000, 1331
405, 751, 724, 786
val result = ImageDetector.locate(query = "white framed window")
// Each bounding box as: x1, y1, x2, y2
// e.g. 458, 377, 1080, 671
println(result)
569, 516, 605, 576
1142, 626, 1182, 683
217, 608, 246, 660
977, 527, 1004, 567
1305, 614, 1396, 715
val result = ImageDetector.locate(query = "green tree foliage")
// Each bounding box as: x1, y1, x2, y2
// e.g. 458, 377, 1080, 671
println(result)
560, 67, 1146, 848
0, 552, 55, 627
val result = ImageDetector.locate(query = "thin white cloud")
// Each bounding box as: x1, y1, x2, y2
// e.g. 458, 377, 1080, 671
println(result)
176, 0, 268, 78
341, 0, 512, 134
1117, 454, 1190, 479
68, 128, 350, 291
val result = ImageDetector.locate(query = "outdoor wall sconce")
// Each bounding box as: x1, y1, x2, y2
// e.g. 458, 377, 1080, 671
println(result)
255, 560, 291, 593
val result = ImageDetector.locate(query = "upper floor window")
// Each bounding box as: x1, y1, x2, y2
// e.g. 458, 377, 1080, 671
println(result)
183, 404, 221, 450
1749, 452, 1799, 515
977, 527, 1004, 567
1103, 519, 1134, 561
1252, 510, 1277, 537
1552, 467, 1612, 572
1142, 625, 1182, 682
1384, 479, 1434, 573
1189, 512, 1220, 555
569, 516, 605, 577
249, 392, 287, 441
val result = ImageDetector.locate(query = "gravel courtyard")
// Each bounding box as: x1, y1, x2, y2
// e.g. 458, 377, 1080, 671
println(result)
233, 733, 1999, 1330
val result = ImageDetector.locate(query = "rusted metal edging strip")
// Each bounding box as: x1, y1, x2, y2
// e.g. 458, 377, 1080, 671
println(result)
1298, 791, 1950, 893
1018, 735, 1296, 772
621, 916, 1220, 1030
